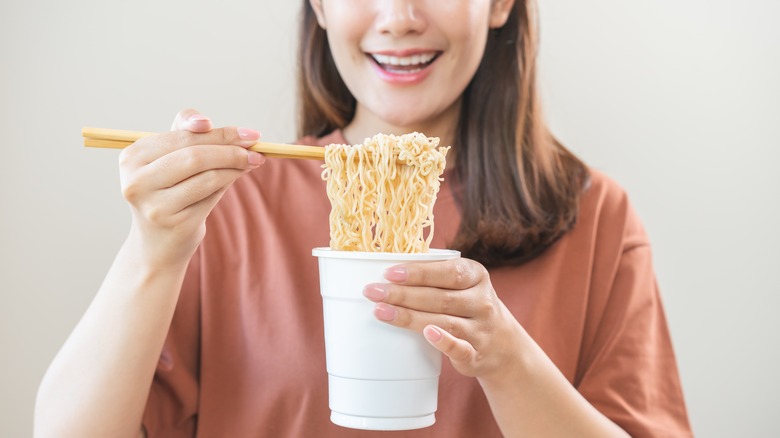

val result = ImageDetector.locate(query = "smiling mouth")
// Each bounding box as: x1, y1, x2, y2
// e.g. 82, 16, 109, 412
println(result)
368, 52, 441, 74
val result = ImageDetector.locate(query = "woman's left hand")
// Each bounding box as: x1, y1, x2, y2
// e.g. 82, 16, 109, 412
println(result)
363, 257, 525, 383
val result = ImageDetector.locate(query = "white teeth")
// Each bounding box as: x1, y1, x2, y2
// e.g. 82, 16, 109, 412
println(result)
371, 52, 437, 67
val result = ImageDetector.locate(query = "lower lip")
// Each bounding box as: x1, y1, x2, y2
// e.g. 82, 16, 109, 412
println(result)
369, 56, 436, 85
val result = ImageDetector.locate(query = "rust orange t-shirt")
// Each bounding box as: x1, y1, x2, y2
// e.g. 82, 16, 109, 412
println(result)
142, 131, 692, 437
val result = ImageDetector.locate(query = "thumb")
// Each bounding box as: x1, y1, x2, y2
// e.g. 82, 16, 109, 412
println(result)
423, 325, 476, 365
170, 108, 212, 133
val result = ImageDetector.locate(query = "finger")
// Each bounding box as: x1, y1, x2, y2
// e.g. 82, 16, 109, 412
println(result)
363, 283, 478, 317
142, 168, 246, 219
384, 258, 487, 290
173, 182, 234, 225
130, 145, 264, 192
373, 302, 470, 339
171, 108, 213, 133
126, 126, 263, 166
423, 325, 476, 365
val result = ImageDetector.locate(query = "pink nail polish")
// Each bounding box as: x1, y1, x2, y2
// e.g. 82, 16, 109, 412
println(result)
237, 127, 261, 141
363, 284, 388, 302
248, 152, 265, 166
374, 304, 397, 321
384, 267, 408, 282
189, 114, 210, 122
424, 326, 442, 342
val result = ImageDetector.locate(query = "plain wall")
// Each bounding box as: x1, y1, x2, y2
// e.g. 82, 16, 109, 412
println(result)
1, 0, 777, 436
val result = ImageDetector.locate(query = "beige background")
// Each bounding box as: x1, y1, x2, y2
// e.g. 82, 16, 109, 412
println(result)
1, 0, 778, 436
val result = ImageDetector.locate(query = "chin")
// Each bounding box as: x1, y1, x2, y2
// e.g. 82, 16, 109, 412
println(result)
372, 108, 435, 132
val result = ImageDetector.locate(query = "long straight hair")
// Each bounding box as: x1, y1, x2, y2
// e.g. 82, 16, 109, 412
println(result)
297, 1, 589, 267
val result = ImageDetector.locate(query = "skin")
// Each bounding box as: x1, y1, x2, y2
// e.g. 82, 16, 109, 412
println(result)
36, 1, 629, 437
312, 0, 631, 436
34, 111, 266, 438
310, 0, 512, 147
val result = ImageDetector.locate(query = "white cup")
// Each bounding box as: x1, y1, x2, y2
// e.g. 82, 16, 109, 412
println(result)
312, 247, 461, 430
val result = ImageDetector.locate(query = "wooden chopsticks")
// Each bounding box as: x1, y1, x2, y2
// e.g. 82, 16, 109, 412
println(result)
82, 127, 325, 160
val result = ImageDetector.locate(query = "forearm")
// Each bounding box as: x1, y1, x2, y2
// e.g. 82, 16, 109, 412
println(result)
479, 329, 629, 438
34, 235, 190, 438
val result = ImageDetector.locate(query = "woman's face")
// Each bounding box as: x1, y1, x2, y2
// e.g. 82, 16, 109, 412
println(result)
311, 0, 514, 130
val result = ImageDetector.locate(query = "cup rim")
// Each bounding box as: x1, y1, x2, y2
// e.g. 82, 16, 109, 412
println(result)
312, 247, 460, 261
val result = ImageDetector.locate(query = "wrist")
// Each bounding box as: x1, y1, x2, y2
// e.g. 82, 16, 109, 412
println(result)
478, 322, 541, 390
122, 226, 195, 274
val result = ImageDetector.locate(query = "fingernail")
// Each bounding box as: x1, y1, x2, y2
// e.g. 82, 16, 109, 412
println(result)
374, 303, 397, 321
188, 114, 210, 122
424, 326, 442, 342
237, 127, 261, 141
384, 267, 408, 282
363, 284, 388, 302
248, 152, 265, 166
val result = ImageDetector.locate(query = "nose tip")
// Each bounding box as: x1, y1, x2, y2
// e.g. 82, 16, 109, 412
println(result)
375, 1, 427, 36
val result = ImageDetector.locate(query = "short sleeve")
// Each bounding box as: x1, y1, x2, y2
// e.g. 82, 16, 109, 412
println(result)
141, 249, 201, 437
576, 244, 693, 437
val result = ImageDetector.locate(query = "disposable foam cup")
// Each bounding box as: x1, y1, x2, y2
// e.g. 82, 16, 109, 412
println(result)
312, 247, 461, 431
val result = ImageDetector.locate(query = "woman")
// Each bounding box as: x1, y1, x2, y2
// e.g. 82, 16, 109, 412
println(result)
35, 0, 692, 436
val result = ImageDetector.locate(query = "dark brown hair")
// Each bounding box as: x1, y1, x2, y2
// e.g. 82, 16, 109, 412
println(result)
298, 1, 589, 267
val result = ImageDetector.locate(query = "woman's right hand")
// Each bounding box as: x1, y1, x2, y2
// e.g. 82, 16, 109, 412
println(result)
119, 108, 265, 268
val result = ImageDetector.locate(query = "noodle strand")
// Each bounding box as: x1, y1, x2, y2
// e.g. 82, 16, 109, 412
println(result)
321, 132, 449, 253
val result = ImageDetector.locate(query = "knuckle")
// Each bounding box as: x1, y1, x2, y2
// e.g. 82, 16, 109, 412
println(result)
397, 308, 413, 328
119, 137, 151, 166
478, 297, 496, 317
453, 343, 472, 363
201, 169, 223, 191
385, 284, 403, 305
411, 266, 426, 284
438, 292, 455, 314
472, 349, 485, 363
145, 205, 167, 225
218, 127, 237, 144
207, 169, 223, 187
442, 338, 459, 356
181, 149, 205, 170
118, 147, 133, 167
451, 259, 474, 285
475, 262, 489, 280
121, 180, 140, 203
234, 147, 250, 166
443, 319, 458, 338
